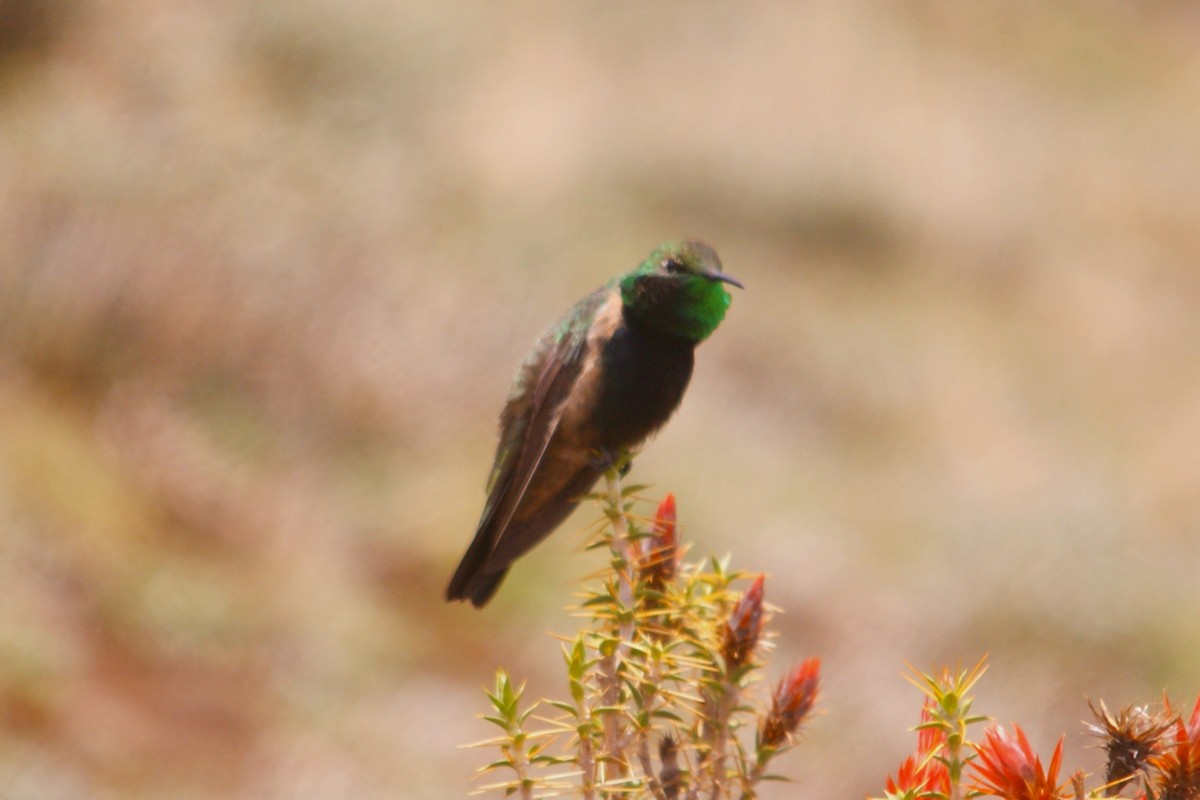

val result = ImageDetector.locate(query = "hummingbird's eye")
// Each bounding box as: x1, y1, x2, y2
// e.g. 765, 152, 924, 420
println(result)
662, 258, 685, 274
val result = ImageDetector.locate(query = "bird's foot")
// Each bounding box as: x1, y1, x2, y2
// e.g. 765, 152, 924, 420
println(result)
591, 448, 633, 478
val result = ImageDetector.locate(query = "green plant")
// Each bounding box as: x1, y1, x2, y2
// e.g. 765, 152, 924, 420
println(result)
474, 469, 821, 799
469, 473, 1200, 800
876, 660, 1200, 800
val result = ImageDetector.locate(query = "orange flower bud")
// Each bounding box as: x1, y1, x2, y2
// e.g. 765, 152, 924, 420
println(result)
721, 575, 765, 669
640, 493, 679, 589
760, 657, 820, 750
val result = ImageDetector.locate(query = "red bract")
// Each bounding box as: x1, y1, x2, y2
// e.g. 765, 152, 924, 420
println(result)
886, 756, 947, 799
721, 575, 765, 669
760, 657, 821, 749
640, 493, 679, 589
1147, 693, 1200, 800
884, 701, 949, 799
969, 724, 1069, 800
653, 493, 676, 541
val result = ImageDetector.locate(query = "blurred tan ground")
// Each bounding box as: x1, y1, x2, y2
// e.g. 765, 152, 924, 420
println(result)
2, 2, 1200, 797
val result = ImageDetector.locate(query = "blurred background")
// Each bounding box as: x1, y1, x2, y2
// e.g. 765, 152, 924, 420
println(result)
2, 1, 1199, 797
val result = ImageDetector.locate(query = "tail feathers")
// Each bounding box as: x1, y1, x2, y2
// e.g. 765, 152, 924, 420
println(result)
445, 531, 509, 607
446, 466, 602, 607
457, 567, 508, 608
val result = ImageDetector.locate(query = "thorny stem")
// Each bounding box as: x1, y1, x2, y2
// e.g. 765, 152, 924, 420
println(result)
579, 733, 596, 800
633, 655, 669, 800
743, 756, 773, 796
604, 463, 636, 617
598, 641, 626, 781
599, 464, 636, 783
636, 736, 668, 800
507, 733, 535, 800
705, 682, 735, 800
949, 763, 962, 800
933, 708, 964, 800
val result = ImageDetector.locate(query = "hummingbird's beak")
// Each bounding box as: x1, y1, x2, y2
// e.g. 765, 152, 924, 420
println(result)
705, 269, 744, 290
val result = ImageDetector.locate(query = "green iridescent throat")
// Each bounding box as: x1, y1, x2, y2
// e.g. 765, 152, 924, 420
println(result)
673, 277, 732, 341
619, 266, 732, 342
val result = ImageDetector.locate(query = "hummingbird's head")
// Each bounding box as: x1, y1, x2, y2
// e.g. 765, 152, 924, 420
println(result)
619, 240, 743, 342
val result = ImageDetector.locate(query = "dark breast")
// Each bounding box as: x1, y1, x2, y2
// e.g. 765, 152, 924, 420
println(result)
593, 309, 696, 449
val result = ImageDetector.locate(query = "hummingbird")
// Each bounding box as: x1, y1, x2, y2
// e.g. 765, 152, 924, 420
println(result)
446, 240, 742, 607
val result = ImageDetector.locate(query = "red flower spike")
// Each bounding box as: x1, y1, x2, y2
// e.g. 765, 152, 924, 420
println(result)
885, 700, 949, 798
1147, 693, 1200, 800
887, 756, 946, 799
760, 658, 821, 750
969, 724, 1070, 800
1182, 693, 1200, 736
640, 493, 679, 589
653, 493, 676, 541
721, 575, 765, 669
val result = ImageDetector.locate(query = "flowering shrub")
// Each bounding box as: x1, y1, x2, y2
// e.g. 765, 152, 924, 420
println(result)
470, 477, 1198, 800
875, 663, 1200, 800
474, 474, 820, 799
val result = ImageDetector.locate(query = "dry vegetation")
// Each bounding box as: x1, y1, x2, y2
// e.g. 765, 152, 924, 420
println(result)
2, 2, 1200, 798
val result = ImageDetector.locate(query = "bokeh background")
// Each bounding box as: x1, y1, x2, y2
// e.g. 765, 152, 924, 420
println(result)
2, 2, 1199, 797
